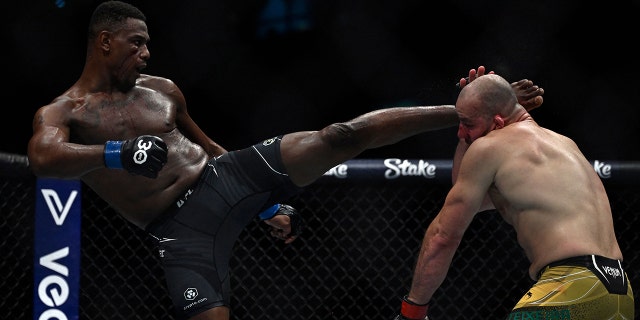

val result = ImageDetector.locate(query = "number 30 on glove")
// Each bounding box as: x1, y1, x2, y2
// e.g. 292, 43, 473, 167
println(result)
104, 135, 168, 178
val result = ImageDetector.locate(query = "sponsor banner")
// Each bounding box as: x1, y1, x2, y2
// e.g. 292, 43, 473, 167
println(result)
591, 160, 640, 184
322, 159, 453, 183
320, 159, 640, 185
33, 178, 81, 320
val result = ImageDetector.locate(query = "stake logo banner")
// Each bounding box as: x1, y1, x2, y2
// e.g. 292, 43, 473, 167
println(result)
34, 178, 81, 320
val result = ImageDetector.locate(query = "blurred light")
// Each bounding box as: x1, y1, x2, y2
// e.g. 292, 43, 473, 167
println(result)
257, 0, 311, 39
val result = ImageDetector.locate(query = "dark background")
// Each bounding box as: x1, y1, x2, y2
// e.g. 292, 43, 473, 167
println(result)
3, 0, 639, 160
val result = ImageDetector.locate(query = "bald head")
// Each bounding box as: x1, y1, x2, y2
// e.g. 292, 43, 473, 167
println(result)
458, 74, 518, 118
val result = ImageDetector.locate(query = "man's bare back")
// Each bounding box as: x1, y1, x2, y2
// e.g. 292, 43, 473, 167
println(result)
477, 120, 623, 279
399, 74, 631, 320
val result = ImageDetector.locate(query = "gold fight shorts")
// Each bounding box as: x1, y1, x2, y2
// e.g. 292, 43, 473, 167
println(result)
507, 255, 634, 320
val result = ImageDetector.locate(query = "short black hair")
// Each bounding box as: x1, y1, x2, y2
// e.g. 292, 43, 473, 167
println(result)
87, 1, 146, 40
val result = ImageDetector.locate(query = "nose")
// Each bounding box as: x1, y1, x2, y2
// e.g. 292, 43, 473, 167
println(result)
140, 45, 150, 60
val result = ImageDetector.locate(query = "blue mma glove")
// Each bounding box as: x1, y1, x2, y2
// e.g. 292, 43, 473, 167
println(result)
259, 203, 304, 237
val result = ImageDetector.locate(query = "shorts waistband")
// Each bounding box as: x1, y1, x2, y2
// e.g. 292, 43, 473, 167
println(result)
538, 255, 628, 295
537, 255, 616, 279
547, 255, 594, 268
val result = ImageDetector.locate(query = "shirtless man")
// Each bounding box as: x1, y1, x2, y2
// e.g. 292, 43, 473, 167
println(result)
26, 2, 544, 319
394, 74, 634, 319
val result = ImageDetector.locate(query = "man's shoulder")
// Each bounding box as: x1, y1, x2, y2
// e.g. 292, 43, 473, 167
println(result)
467, 129, 519, 161
488, 121, 540, 143
136, 74, 176, 89
43, 92, 81, 111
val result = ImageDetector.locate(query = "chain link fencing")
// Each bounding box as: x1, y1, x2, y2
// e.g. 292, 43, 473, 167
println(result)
1, 153, 638, 319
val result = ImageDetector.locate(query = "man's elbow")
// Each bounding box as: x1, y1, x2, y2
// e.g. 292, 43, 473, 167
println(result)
27, 153, 56, 177
428, 222, 464, 251
431, 232, 462, 251
27, 152, 74, 179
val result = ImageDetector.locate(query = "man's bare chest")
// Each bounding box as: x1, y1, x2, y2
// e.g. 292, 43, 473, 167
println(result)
70, 90, 176, 143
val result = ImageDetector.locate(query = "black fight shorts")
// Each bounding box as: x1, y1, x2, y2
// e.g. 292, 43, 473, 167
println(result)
145, 136, 302, 319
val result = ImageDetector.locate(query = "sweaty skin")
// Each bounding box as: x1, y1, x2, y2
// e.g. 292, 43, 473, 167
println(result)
27, 4, 544, 318
29, 73, 216, 228
28, 68, 461, 230
406, 74, 623, 307
460, 120, 621, 279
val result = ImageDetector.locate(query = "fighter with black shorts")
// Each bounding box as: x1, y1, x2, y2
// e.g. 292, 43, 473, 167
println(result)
145, 136, 302, 319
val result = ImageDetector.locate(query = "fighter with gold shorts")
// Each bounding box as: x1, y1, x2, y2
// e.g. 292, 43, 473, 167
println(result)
507, 255, 634, 319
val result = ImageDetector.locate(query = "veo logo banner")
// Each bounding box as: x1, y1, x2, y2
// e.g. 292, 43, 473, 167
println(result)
34, 179, 81, 320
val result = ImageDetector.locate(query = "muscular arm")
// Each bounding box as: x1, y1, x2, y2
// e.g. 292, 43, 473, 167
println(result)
452, 139, 495, 212
177, 111, 227, 157
28, 103, 106, 179
451, 139, 467, 185
407, 139, 498, 305
158, 78, 227, 157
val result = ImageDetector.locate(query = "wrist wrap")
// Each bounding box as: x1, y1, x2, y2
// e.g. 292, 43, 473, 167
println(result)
259, 204, 280, 220
104, 140, 124, 169
401, 295, 429, 320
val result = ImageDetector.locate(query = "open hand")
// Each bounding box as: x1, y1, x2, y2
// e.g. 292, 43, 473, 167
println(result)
511, 79, 544, 111
457, 65, 495, 88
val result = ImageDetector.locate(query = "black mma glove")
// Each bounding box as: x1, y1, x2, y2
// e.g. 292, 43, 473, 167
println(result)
394, 295, 430, 320
259, 203, 304, 237
104, 135, 168, 178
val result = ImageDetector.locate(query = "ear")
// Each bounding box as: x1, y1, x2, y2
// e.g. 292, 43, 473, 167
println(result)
493, 115, 505, 129
98, 31, 111, 53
